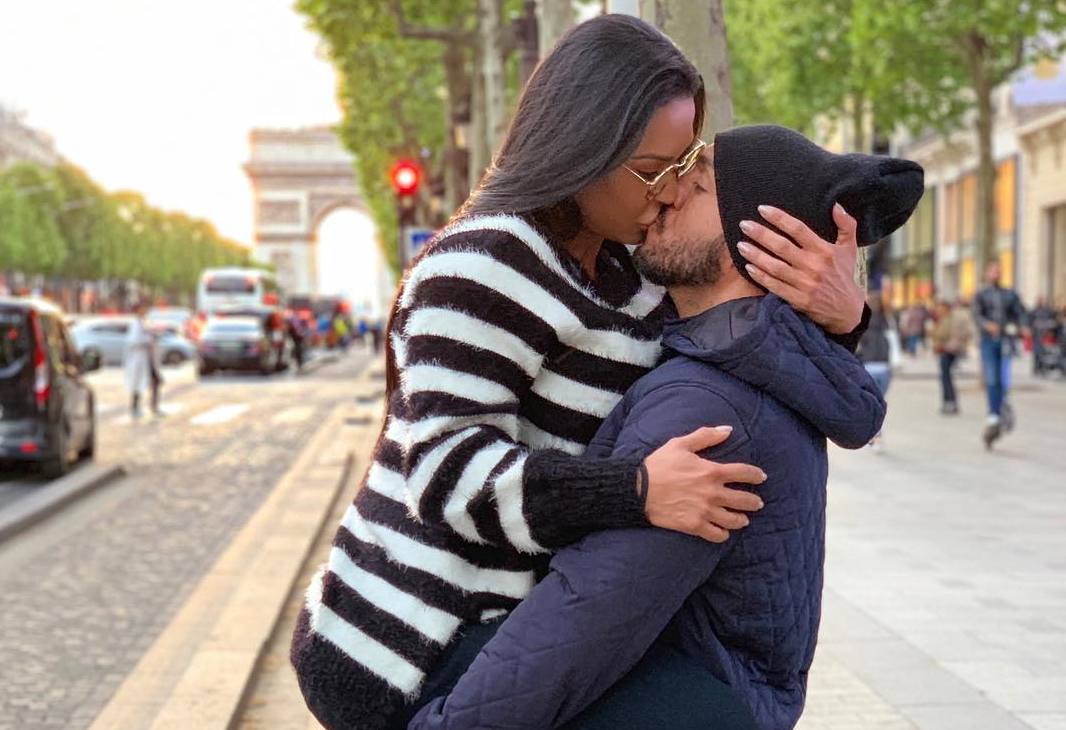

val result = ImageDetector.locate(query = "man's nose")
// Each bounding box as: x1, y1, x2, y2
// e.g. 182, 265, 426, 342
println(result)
669, 175, 698, 210
654, 175, 680, 207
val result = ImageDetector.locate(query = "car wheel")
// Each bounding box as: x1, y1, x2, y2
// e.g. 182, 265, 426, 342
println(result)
79, 398, 96, 460
163, 350, 184, 365
42, 424, 71, 479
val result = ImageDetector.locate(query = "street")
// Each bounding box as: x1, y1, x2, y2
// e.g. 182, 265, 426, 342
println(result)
0, 349, 372, 730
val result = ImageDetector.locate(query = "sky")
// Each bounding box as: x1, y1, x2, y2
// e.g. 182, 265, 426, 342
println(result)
1, 2, 386, 283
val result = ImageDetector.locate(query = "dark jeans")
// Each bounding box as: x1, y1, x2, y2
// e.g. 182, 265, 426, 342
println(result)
939, 352, 958, 405
392, 618, 757, 730
979, 335, 1010, 416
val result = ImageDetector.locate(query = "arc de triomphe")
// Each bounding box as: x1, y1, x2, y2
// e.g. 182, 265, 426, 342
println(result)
243, 127, 366, 295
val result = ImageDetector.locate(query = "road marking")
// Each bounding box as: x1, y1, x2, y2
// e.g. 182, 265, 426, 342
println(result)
190, 404, 249, 426
270, 406, 315, 425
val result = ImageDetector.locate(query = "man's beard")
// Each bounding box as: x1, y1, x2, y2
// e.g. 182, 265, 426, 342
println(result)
634, 233, 727, 287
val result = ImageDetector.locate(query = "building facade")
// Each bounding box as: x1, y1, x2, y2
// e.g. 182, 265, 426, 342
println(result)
0, 105, 60, 169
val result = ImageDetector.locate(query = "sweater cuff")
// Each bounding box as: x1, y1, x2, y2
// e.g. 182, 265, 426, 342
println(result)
828, 302, 871, 354
522, 450, 649, 549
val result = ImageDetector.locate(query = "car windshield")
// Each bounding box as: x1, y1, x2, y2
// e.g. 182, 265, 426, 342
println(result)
205, 322, 260, 335
0, 310, 30, 369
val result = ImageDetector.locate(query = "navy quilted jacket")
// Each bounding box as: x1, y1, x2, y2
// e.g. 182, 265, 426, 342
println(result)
410, 295, 886, 730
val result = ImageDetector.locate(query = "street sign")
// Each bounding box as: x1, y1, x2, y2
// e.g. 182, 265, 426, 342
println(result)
404, 228, 435, 262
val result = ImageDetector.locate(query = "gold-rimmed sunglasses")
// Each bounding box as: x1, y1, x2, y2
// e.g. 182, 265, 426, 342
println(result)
623, 139, 708, 200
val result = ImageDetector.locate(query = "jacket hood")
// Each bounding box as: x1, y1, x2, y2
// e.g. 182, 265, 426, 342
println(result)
663, 295, 886, 449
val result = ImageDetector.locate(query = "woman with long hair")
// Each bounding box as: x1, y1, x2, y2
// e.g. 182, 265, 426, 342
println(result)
292, 15, 866, 729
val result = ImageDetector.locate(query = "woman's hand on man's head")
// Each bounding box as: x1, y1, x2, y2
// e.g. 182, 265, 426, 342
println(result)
737, 203, 865, 335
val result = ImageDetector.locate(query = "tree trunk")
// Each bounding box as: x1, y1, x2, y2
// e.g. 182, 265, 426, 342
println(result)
640, 0, 734, 134
973, 67, 998, 274
469, 55, 489, 189
537, 0, 575, 56
479, 0, 507, 159
851, 92, 867, 153
442, 42, 472, 210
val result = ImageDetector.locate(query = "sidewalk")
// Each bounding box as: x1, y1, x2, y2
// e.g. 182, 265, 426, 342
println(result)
110, 353, 1064, 730
799, 352, 1066, 730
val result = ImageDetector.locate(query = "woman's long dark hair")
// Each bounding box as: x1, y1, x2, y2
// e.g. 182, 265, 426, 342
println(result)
382, 13, 704, 406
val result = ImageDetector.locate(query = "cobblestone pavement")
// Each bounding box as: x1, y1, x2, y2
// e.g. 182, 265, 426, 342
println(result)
799, 355, 1066, 730
0, 350, 371, 730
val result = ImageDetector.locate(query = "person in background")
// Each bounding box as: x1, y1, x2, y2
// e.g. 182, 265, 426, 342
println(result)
125, 301, 163, 418
1031, 296, 1058, 377
973, 260, 1028, 449
898, 303, 923, 356
857, 295, 893, 451
286, 310, 308, 372
931, 299, 974, 415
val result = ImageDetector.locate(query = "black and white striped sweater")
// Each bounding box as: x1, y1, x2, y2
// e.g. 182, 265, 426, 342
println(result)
291, 214, 672, 728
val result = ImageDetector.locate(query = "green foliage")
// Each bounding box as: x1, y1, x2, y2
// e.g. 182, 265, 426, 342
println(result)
0, 163, 253, 299
727, 0, 1066, 137
297, 0, 475, 274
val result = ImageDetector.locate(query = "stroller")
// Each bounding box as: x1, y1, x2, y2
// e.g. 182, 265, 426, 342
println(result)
1034, 328, 1065, 376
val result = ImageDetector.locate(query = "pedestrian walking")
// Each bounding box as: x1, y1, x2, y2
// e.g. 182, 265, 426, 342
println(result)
125, 301, 163, 418
931, 300, 974, 415
857, 296, 894, 451
973, 260, 1029, 449
287, 311, 307, 372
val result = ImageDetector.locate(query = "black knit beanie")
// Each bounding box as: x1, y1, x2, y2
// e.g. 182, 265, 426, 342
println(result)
712, 124, 924, 286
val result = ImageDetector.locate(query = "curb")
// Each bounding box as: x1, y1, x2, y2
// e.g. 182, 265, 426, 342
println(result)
0, 463, 125, 544
90, 358, 383, 730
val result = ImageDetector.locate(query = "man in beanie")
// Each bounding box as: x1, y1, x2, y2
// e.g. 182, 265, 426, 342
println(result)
408, 127, 924, 730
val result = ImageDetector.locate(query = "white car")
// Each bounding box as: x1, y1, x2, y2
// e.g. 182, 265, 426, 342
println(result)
71, 317, 197, 368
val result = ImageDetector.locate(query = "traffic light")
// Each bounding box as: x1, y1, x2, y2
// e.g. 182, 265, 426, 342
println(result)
390, 160, 422, 197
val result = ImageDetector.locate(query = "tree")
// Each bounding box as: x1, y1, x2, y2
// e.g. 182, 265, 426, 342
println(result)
0, 164, 67, 276
298, 0, 476, 273
639, 0, 734, 134
537, 0, 576, 55
878, 0, 1066, 268
727, 0, 1066, 271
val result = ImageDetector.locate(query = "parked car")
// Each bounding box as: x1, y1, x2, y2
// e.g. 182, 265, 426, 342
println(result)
197, 317, 282, 376
0, 297, 98, 478
71, 317, 196, 368
211, 306, 289, 371
70, 317, 131, 367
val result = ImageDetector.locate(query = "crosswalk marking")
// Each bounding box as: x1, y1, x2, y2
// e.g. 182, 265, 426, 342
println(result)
190, 404, 249, 426
270, 406, 314, 425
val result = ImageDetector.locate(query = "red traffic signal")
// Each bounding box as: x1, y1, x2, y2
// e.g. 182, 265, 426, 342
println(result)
390, 160, 422, 196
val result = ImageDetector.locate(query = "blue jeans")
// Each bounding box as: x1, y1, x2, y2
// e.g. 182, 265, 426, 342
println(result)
864, 362, 892, 398
979, 335, 1012, 417
394, 618, 757, 730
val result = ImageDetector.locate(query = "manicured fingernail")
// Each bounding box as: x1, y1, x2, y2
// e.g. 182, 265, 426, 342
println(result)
739, 220, 756, 234
716, 425, 733, 433
759, 471, 768, 482
834, 203, 847, 216
756, 499, 765, 509
745, 264, 758, 276
757, 205, 776, 217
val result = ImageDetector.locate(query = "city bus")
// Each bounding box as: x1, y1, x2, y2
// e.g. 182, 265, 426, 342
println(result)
196, 268, 281, 316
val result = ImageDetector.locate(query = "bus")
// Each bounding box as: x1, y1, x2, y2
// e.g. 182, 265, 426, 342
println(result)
196, 268, 280, 316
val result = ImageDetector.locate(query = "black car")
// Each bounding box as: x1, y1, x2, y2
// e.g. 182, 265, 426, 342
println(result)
198, 317, 278, 376
0, 297, 98, 478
